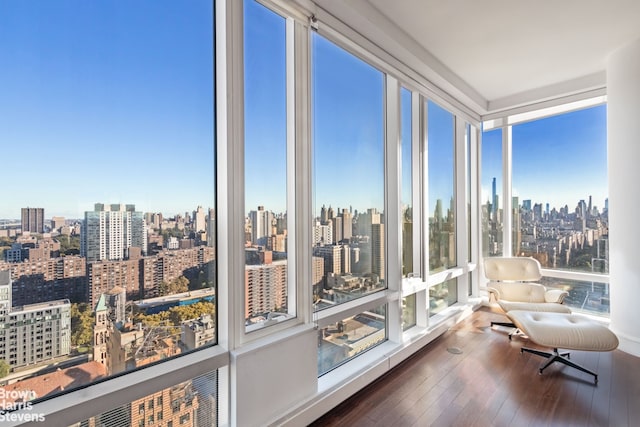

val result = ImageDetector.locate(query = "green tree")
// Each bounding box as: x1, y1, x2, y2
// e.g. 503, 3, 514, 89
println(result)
57, 235, 81, 255
71, 303, 94, 347
168, 301, 215, 325
0, 360, 9, 379
159, 276, 189, 296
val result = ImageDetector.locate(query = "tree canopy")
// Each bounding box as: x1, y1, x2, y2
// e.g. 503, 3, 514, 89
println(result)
71, 303, 94, 347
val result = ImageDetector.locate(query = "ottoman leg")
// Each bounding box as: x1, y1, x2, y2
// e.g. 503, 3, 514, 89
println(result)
522, 347, 598, 384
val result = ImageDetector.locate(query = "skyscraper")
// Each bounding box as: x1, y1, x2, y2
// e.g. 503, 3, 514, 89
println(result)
371, 223, 385, 281
249, 206, 274, 247
340, 209, 353, 242
21, 207, 44, 233
194, 206, 206, 232
81, 203, 147, 262
491, 177, 497, 214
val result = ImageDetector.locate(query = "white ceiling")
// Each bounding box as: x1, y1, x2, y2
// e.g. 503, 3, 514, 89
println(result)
314, 0, 640, 113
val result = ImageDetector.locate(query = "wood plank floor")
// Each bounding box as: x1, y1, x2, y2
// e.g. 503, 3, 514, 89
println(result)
309, 307, 640, 427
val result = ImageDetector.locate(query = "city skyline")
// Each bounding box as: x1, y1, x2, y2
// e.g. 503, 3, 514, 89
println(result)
482, 105, 608, 213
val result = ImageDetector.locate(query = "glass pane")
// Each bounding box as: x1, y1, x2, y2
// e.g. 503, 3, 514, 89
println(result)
0, 0, 215, 397
317, 305, 387, 375
427, 101, 456, 272
429, 279, 458, 316
401, 88, 414, 277
244, 1, 290, 329
512, 106, 608, 273
402, 294, 417, 331
312, 33, 385, 309
70, 369, 218, 427
540, 277, 609, 317
481, 128, 503, 257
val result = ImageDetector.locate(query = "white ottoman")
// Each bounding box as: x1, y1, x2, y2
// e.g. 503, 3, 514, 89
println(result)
506, 310, 619, 384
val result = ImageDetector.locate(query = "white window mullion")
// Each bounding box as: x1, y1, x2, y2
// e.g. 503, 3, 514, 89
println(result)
385, 74, 402, 342
293, 17, 313, 325
502, 126, 513, 257
421, 96, 430, 324
218, 0, 244, 351
469, 125, 481, 294
285, 16, 298, 320
454, 116, 469, 302
411, 91, 422, 279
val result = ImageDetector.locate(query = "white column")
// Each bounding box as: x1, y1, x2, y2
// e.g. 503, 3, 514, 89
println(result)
607, 37, 640, 357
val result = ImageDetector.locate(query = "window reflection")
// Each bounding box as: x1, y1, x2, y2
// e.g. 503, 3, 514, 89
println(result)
429, 279, 458, 316
317, 305, 387, 375
402, 294, 417, 331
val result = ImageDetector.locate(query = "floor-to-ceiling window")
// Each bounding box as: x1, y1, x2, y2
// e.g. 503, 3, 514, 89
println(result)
427, 100, 459, 313
311, 31, 387, 375
0, 1, 219, 424
243, 0, 293, 331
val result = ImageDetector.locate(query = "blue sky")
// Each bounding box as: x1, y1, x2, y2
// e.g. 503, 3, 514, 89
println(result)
244, 1, 287, 216
482, 105, 608, 213
0, 0, 214, 219
0, 0, 608, 221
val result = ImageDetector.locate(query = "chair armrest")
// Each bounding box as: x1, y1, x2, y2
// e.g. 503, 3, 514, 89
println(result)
544, 289, 568, 304
486, 286, 501, 301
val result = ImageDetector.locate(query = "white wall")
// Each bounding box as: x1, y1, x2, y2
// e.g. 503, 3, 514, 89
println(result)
607, 37, 640, 357
232, 326, 317, 427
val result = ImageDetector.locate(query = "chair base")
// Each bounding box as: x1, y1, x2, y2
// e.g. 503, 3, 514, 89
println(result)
521, 347, 598, 384
490, 321, 521, 340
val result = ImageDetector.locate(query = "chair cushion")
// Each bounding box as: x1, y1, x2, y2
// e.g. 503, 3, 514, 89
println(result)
484, 257, 542, 281
489, 282, 547, 302
498, 300, 571, 314
507, 310, 619, 352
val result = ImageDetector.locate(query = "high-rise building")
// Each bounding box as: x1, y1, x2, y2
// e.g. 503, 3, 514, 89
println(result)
0, 270, 71, 371
312, 220, 332, 245
371, 223, 385, 281
314, 244, 350, 276
21, 207, 44, 233
2, 255, 86, 306
245, 259, 287, 319
249, 206, 274, 247
491, 177, 497, 214
51, 216, 66, 231
81, 203, 147, 262
194, 206, 206, 233
207, 208, 216, 248
320, 205, 328, 224
327, 206, 335, 221
332, 216, 343, 243
340, 209, 353, 242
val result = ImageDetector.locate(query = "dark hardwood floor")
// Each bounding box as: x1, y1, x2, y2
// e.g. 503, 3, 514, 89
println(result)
309, 307, 640, 427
